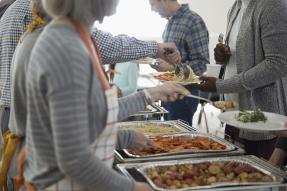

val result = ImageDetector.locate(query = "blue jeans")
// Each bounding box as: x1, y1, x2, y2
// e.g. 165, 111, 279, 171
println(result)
162, 89, 199, 125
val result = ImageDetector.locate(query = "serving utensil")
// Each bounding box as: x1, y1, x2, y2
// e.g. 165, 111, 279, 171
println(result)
175, 64, 191, 80
185, 94, 214, 105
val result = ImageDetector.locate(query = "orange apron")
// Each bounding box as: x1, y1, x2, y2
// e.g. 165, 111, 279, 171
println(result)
13, 21, 119, 191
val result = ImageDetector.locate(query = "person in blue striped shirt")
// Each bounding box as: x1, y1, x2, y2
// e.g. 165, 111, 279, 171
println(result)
149, 0, 209, 125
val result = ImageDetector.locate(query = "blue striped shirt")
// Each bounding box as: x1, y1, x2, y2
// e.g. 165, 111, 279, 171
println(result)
163, 4, 209, 75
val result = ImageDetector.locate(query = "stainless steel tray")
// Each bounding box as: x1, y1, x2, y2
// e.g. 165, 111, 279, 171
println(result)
116, 155, 287, 191
137, 105, 158, 114
130, 104, 168, 116
117, 120, 194, 134
125, 104, 168, 121
123, 132, 236, 158
115, 122, 245, 163
138, 157, 283, 190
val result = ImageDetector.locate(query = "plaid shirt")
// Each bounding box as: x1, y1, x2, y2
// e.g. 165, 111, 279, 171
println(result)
163, 4, 209, 76
0, 0, 32, 107
0, 1, 158, 107
92, 28, 158, 65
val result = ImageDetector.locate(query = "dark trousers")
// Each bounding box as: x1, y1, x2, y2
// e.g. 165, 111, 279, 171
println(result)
225, 125, 277, 160
162, 89, 199, 125
0, 106, 10, 135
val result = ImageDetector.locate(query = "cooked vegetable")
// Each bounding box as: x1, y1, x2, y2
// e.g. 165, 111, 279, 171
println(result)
128, 136, 226, 156
236, 109, 267, 123
119, 124, 181, 133
145, 161, 273, 189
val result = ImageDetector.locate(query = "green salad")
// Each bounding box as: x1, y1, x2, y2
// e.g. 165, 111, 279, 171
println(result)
236, 109, 267, 123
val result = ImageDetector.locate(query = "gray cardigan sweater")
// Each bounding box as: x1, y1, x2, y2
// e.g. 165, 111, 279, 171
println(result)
216, 0, 287, 140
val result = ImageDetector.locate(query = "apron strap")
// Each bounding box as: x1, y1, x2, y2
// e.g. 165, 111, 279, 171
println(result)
72, 21, 110, 91
0, 131, 21, 191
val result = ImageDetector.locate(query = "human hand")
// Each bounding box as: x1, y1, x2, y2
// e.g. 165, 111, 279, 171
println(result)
130, 132, 155, 151
134, 182, 153, 191
214, 43, 231, 64
147, 82, 190, 102
157, 43, 181, 65
150, 58, 175, 72
273, 131, 287, 137
269, 148, 287, 166
189, 76, 217, 92
116, 86, 123, 97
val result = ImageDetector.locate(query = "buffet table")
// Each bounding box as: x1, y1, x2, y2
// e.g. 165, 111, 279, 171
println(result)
114, 118, 287, 191
116, 156, 287, 191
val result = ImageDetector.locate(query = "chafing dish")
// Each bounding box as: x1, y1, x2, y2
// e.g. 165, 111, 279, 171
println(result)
124, 104, 168, 121
117, 120, 195, 134
115, 122, 245, 163
123, 132, 236, 158
116, 155, 287, 191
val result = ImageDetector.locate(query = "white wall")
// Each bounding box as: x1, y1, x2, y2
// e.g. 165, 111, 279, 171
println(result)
97, 0, 235, 64
179, 0, 235, 63
180, 0, 234, 34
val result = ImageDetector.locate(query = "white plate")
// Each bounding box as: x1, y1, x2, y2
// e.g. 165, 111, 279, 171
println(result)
218, 110, 287, 132
159, 80, 201, 85
151, 72, 201, 85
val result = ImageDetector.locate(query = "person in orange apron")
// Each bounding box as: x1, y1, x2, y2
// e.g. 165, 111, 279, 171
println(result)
11, 0, 189, 191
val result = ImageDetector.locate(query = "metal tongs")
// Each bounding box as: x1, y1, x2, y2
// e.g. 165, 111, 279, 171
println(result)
163, 48, 191, 80
185, 94, 214, 105
175, 64, 191, 80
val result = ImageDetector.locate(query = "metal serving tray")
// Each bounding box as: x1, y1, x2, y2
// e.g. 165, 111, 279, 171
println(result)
115, 122, 245, 163
125, 104, 168, 121
117, 120, 195, 135
116, 155, 287, 191
130, 104, 168, 116
123, 132, 236, 158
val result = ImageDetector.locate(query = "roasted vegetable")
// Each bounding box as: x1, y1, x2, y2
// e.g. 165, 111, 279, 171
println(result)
128, 136, 226, 156
146, 162, 273, 190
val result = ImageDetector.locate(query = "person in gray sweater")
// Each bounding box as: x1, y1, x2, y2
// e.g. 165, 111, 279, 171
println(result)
19, 0, 190, 191
191, 0, 287, 159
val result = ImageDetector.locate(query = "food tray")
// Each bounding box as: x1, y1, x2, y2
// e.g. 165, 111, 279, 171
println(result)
125, 104, 168, 121
130, 104, 168, 116
114, 123, 245, 163
116, 155, 287, 191
123, 132, 236, 158
138, 157, 283, 190
117, 120, 194, 134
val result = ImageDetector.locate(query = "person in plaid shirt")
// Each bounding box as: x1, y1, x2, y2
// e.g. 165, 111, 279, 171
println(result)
149, 0, 209, 125
0, 0, 32, 137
